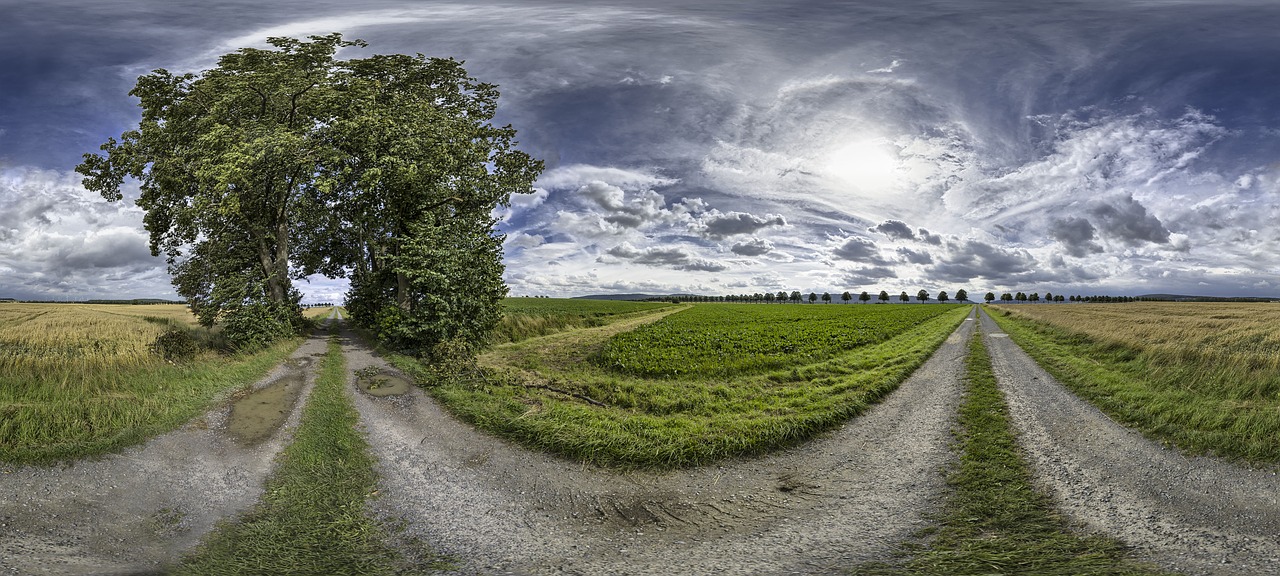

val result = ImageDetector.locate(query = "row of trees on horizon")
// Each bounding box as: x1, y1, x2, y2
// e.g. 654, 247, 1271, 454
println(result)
644, 291, 1170, 304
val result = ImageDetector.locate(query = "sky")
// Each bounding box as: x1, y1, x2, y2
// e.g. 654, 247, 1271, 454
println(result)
2, 0, 1279, 302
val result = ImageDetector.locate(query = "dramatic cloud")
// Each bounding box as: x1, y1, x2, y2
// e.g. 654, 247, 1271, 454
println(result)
832, 236, 890, 265
929, 240, 1039, 284
870, 220, 916, 241
730, 237, 774, 256
1089, 195, 1171, 246
4, 1, 1280, 299
1049, 217, 1104, 257
606, 242, 727, 272
698, 211, 786, 239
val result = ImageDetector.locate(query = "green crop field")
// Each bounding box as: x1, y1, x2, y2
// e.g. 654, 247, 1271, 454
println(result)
596, 303, 959, 379
491, 298, 675, 344
392, 302, 971, 468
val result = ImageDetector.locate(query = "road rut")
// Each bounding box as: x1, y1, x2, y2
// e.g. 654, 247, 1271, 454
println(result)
978, 308, 1280, 576
344, 309, 978, 575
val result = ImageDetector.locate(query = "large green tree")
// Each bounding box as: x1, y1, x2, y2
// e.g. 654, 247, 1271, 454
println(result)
78, 35, 355, 346
323, 52, 541, 354
78, 34, 542, 353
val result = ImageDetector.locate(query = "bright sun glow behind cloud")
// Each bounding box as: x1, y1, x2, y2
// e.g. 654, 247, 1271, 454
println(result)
823, 139, 900, 191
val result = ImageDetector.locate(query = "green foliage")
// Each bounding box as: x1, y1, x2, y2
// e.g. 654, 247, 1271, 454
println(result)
150, 327, 200, 362
594, 304, 962, 379
221, 298, 308, 351
79, 34, 542, 354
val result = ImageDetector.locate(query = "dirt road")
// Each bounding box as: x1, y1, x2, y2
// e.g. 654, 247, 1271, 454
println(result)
345, 309, 977, 574
978, 308, 1280, 576
0, 328, 328, 575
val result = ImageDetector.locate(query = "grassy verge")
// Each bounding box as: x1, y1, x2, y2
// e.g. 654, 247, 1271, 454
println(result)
856, 332, 1170, 575
0, 337, 303, 464
389, 305, 971, 469
987, 307, 1280, 463
176, 335, 434, 575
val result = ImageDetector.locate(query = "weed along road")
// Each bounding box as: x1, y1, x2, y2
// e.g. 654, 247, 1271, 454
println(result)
977, 308, 1280, 576
0, 328, 328, 575
344, 308, 976, 574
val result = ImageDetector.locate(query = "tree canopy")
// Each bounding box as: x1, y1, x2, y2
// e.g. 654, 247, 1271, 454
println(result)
78, 34, 542, 353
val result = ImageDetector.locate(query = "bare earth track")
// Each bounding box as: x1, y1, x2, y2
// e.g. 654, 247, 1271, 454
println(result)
978, 308, 1280, 576
5, 307, 1278, 575
346, 310, 977, 575
0, 331, 328, 576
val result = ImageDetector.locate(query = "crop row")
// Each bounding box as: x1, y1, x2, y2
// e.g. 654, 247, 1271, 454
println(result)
594, 303, 964, 378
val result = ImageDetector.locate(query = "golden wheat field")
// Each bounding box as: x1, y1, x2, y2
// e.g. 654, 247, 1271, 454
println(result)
0, 302, 302, 463
990, 302, 1280, 371
0, 303, 199, 374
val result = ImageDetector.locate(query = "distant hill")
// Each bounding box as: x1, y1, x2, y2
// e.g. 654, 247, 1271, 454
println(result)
1138, 294, 1277, 303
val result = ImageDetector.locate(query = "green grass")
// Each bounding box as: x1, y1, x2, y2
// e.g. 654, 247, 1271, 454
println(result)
0, 337, 303, 464
595, 304, 962, 378
987, 308, 1280, 463
392, 304, 971, 469
176, 335, 434, 575
492, 297, 674, 344
855, 332, 1171, 576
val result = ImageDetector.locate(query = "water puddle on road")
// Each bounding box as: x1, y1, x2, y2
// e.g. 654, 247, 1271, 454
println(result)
357, 371, 412, 397
228, 358, 310, 445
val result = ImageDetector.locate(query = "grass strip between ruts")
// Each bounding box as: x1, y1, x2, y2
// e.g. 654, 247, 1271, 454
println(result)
855, 331, 1173, 576
175, 334, 435, 575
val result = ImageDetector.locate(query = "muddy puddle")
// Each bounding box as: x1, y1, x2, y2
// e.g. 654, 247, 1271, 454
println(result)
227, 358, 310, 444
357, 370, 412, 397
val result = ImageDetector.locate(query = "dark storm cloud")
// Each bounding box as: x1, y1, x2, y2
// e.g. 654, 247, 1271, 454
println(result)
1048, 217, 1103, 257
1089, 195, 1170, 246
832, 236, 889, 265
606, 242, 727, 272
929, 240, 1037, 283
730, 237, 774, 256
870, 220, 915, 241
896, 247, 933, 265
917, 228, 943, 246
700, 211, 786, 239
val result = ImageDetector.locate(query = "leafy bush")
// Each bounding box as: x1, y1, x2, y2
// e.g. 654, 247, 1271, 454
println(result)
150, 327, 201, 362
221, 299, 306, 351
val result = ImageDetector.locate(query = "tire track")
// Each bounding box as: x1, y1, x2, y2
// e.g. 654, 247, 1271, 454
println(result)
0, 322, 331, 576
977, 307, 1280, 576
344, 308, 978, 575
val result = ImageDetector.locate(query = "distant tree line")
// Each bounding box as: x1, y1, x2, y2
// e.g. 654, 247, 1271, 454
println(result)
646, 288, 972, 304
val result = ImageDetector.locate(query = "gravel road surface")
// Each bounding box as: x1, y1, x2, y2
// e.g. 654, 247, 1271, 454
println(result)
0, 327, 329, 575
344, 309, 977, 575
978, 308, 1280, 576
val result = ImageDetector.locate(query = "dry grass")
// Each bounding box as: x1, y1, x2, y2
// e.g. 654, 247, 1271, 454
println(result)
0, 303, 198, 374
992, 302, 1280, 373
988, 302, 1280, 462
0, 303, 299, 463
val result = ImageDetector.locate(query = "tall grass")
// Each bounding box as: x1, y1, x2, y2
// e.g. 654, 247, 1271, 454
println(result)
393, 304, 971, 468
0, 303, 300, 464
988, 303, 1280, 463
